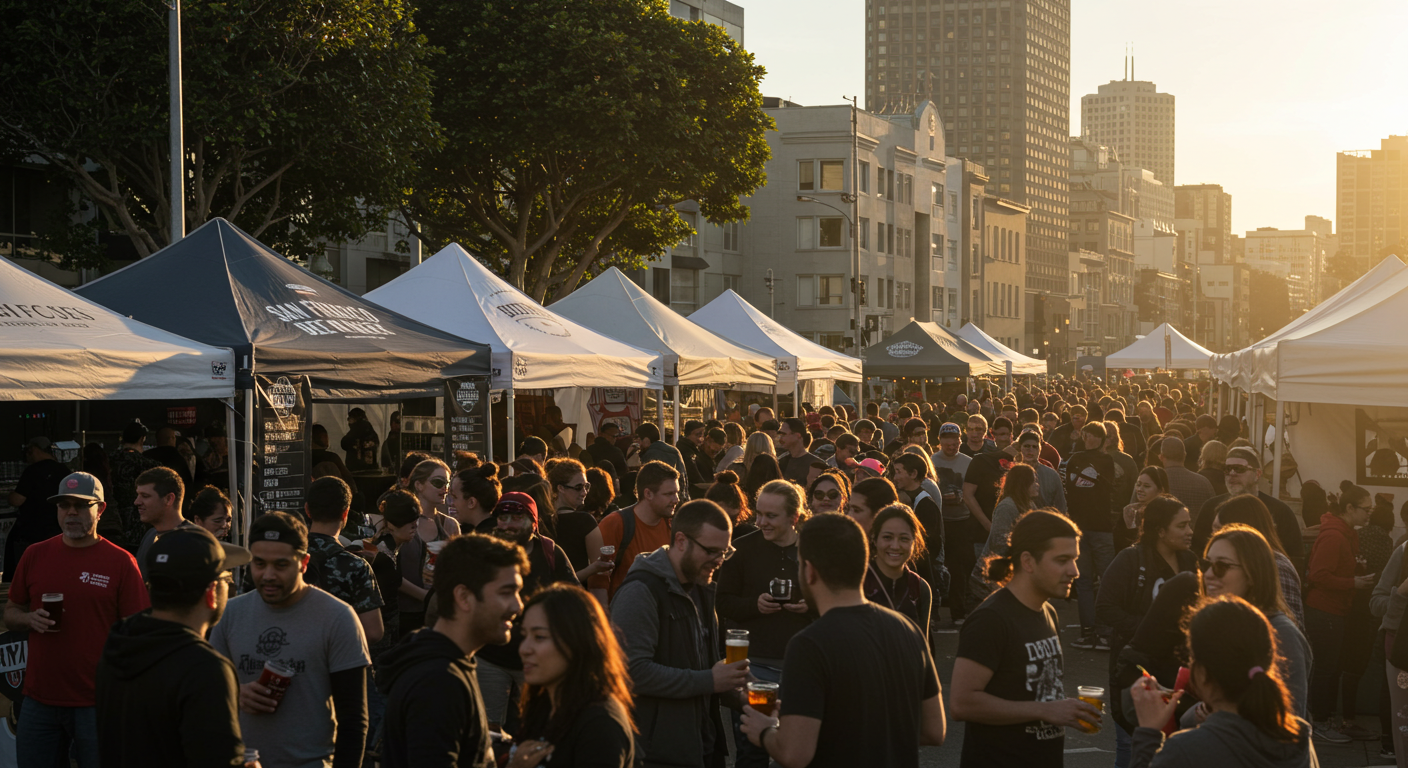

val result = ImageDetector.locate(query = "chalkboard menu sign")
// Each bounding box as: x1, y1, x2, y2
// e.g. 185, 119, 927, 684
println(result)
255, 374, 313, 515
444, 377, 490, 466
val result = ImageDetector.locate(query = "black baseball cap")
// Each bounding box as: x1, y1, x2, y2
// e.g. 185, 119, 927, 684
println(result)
1017, 429, 1043, 446
249, 510, 309, 552
146, 527, 252, 592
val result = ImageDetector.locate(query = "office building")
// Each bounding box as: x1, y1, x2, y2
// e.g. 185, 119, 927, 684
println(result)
864, 0, 1072, 319
667, 0, 743, 40
1174, 184, 1233, 264
1079, 78, 1175, 186
1243, 217, 1336, 310
1337, 135, 1407, 272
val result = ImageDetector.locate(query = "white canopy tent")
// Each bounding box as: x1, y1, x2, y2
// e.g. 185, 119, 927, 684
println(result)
1208, 254, 1408, 501
688, 290, 862, 411
0, 257, 235, 401
364, 244, 664, 459
1105, 323, 1213, 371
957, 322, 1047, 378
551, 267, 777, 442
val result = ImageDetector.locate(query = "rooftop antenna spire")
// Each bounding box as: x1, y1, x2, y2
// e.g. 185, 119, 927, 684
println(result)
1124, 43, 1128, 81
1131, 43, 1135, 81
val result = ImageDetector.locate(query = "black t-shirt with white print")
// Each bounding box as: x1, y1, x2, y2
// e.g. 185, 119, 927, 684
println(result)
956, 588, 1066, 768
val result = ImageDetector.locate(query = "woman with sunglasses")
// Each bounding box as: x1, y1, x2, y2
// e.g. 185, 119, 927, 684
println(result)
863, 503, 932, 641
1304, 481, 1377, 742
547, 458, 609, 582
397, 458, 460, 633
715, 479, 812, 768
1117, 467, 1168, 552
1128, 595, 1315, 768
1211, 494, 1304, 629
806, 469, 850, 515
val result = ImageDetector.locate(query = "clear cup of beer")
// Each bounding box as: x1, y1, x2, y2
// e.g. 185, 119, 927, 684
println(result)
1076, 685, 1105, 734
747, 681, 779, 717
725, 629, 749, 665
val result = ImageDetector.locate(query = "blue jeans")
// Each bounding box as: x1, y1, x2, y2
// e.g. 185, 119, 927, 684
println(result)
16, 698, 98, 768
365, 666, 385, 765
1114, 720, 1131, 768
732, 660, 782, 768
1074, 531, 1115, 636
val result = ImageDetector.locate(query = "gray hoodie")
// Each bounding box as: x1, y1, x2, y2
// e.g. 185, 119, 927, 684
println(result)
1371, 542, 1407, 632
1034, 462, 1067, 514
610, 546, 721, 768
1132, 712, 1318, 768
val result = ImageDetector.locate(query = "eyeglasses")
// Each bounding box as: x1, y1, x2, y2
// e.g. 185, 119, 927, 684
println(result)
496, 512, 531, 524
428, 478, 448, 489
55, 500, 96, 511
1223, 465, 1253, 475
684, 534, 736, 562
1199, 558, 1243, 578
812, 489, 841, 502
215, 573, 235, 587
560, 482, 591, 493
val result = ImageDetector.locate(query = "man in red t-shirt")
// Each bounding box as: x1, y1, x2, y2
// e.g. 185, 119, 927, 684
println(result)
4, 472, 148, 768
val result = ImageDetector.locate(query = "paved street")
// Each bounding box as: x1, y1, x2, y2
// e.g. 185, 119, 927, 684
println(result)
919, 598, 1392, 768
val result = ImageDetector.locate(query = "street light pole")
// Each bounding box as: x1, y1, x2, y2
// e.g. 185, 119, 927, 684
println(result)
168, 0, 185, 244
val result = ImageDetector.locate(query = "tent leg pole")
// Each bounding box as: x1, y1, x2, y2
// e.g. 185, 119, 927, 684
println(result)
485, 389, 494, 464
507, 389, 517, 462
225, 399, 238, 539
792, 379, 799, 418
772, 389, 778, 415
657, 390, 664, 429
672, 385, 681, 446
243, 387, 256, 547
1273, 401, 1285, 500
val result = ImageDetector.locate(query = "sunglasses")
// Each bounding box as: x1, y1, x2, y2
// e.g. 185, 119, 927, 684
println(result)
685, 534, 736, 561
812, 489, 842, 502
1198, 558, 1243, 578
1223, 465, 1252, 475
560, 482, 591, 493
497, 512, 532, 524
427, 478, 448, 489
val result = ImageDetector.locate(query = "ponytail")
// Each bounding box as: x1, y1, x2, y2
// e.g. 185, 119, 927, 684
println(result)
982, 509, 1081, 585
1186, 596, 1300, 743
456, 462, 502, 511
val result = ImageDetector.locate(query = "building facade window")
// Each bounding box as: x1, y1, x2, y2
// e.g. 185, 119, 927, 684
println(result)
859, 217, 870, 250
722, 221, 739, 252
799, 160, 845, 191
671, 268, 697, 309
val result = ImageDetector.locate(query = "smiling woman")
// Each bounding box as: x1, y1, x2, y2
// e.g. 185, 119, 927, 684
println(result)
863, 503, 932, 639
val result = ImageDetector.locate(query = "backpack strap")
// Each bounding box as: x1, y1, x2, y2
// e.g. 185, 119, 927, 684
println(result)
609, 507, 639, 587
539, 535, 558, 573
618, 568, 673, 659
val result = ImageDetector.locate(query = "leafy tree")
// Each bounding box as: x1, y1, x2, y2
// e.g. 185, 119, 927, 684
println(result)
404, 0, 772, 303
0, 0, 437, 264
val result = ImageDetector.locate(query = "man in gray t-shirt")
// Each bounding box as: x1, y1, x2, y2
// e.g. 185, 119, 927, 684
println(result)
210, 512, 370, 768
930, 423, 977, 622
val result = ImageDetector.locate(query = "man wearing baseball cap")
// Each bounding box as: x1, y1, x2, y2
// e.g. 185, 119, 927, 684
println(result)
1190, 446, 1302, 560
209, 511, 370, 768
477, 492, 578, 731
96, 528, 252, 767
3, 472, 148, 767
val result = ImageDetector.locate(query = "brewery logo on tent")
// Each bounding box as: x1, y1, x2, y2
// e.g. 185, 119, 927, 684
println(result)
455, 382, 480, 411
487, 290, 571, 337
269, 377, 298, 418
887, 341, 923, 358
285, 284, 319, 296
211, 361, 228, 377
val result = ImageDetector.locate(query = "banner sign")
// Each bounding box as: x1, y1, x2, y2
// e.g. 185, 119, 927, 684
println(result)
255, 374, 313, 515
444, 377, 490, 466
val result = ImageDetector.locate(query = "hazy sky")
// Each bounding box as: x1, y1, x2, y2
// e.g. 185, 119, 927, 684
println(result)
744, 0, 1408, 234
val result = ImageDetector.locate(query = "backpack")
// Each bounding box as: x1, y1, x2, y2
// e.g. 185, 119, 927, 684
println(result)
607, 507, 640, 588
538, 534, 558, 573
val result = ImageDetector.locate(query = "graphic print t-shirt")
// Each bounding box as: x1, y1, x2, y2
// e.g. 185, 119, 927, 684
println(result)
956, 589, 1065, 768
210, 586, 370, 768
930, 452, 972, 521
1063, 449, 1114, 533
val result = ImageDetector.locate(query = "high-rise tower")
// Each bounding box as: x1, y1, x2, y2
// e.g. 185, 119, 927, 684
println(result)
864, 0, 1071, 300
1080, 72, 1175, 187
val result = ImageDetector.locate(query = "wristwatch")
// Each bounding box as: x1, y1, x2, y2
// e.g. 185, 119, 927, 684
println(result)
761, 723, 779, 752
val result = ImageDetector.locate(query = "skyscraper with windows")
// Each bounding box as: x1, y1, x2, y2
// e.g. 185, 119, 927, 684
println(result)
864, 0, 1071, 343
1080, 79, 1175, 186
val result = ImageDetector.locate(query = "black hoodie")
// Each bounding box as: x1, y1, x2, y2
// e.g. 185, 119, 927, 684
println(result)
377, 629, 493, 768
95, 612, 245, 768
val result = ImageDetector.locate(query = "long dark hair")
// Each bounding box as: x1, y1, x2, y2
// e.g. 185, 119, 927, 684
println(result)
742, 454, 783, 501
1138, 496, 1187, 547
985, 509, 1081, 584
582, 467, 615, 517
870, 503, 928, 561
1203, 524, 1292, 619
1213, 494, 1287, 556
1138, 466, 1170, 495
517, 584, 634, 743
1185, 595, 1300, 742
996, 463, 1037, 511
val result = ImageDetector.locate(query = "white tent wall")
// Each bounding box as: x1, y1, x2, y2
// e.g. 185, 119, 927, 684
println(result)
1289, 402, 1408, 539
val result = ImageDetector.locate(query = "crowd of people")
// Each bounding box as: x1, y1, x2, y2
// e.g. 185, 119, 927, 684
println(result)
8, 375, 1406, 767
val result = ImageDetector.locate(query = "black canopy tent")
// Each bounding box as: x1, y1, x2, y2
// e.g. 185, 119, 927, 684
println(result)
77, 218, 492, 540
862, 321, 1005, 390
